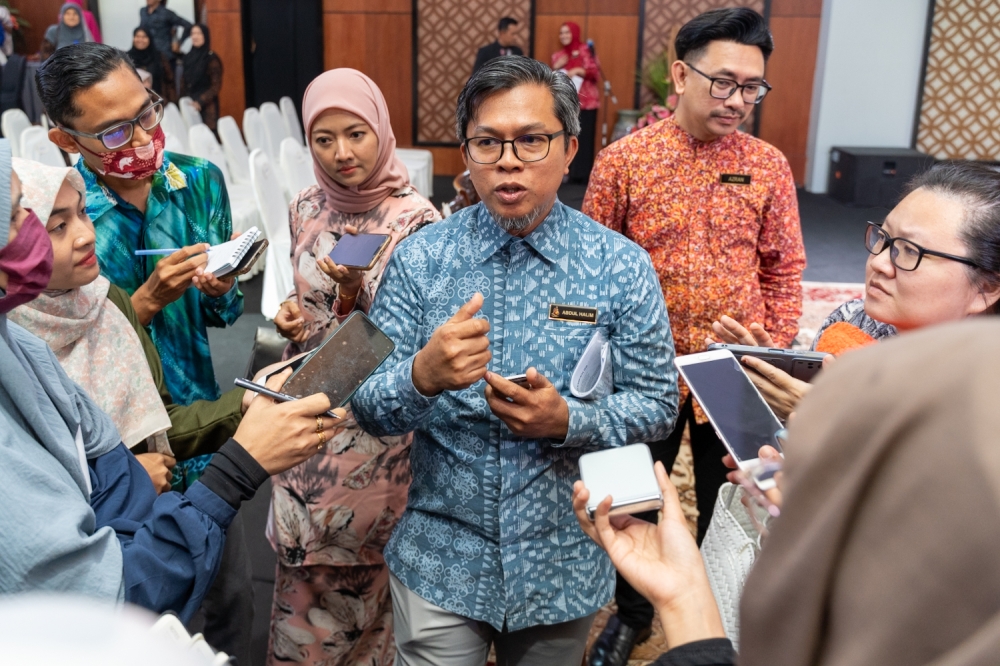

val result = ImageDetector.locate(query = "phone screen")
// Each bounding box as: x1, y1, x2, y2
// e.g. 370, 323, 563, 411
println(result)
282, 312, 395, 407
327, 234, 390, 269
681, 356, 783, 463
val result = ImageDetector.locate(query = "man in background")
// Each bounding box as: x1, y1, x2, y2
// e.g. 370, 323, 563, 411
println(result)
582, 8, 805, 666
472, 16, 524, 75
139, 0, 191, 64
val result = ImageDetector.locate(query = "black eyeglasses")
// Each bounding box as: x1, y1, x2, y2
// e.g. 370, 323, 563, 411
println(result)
58, 92, 165, 151
463, 131, 566, 164
864, 221, 981, 271
685, 63, 772, 104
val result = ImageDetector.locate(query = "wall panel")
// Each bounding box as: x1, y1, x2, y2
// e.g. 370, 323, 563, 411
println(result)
9, 0, 64, 55
205, 1, 245, 125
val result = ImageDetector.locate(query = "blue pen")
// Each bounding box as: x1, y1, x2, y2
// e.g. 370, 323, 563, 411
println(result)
134, 248, 182, 256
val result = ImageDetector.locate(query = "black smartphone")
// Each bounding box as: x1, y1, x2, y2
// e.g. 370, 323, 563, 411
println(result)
327, 233, 391, 270
281, 312, 396, 408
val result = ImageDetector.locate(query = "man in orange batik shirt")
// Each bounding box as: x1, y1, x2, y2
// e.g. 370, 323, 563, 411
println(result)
582, 8, 805, 666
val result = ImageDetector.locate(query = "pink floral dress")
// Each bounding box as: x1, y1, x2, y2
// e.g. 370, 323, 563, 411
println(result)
267, 185, 440, 666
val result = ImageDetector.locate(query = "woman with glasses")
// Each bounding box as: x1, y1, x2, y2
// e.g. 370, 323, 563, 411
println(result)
267, 68, 439, 666
710, 161, 1000, 420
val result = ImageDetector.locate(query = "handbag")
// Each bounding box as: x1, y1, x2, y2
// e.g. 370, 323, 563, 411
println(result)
699, 482, 768, 651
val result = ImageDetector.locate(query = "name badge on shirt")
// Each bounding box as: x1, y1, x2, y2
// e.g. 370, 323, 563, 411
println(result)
721, 173, 752, 185
549, 304, 598, 324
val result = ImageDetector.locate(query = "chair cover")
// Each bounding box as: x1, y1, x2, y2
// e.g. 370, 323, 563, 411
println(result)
1, 108, 31, 158
395, 148, 434, 198
242, 108, 270, 161
259, 102, 287, 166
279, 96, 304, 146
162, 103, 190, 153
279, 137, 316, 199
217, 116, 252, 185
178, 96, 204, 129
163, 131, 187, 155
20, 126, 67, 167
249, 148, 294, 318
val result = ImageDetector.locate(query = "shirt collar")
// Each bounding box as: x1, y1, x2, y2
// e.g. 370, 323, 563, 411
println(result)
471, 200, 567, 265
662, 113, 735, 152
76, 152, 187, 218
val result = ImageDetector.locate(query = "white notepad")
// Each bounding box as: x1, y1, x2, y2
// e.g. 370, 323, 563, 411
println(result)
205, 227, 262, 277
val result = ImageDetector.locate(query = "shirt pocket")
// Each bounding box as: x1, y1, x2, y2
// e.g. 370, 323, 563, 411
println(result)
530, 322, 610, 393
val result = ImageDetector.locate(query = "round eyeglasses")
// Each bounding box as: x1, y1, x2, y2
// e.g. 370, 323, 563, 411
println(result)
464, 131, 566, 164
685, 63, 772, 104
864, 221, 981, 271
58, 93, 165, 151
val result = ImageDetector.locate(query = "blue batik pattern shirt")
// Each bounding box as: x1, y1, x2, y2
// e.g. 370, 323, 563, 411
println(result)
77, 152, 243, 404
353, 201, 679, 631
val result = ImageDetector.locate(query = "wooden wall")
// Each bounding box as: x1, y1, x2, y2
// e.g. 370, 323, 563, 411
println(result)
9, 0, 65, 55
204, 0, 246, 126
758, 0, 822, 185
535, 0, 642, 160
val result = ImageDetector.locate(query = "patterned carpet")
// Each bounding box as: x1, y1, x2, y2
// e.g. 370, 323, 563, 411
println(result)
584, 280, 864, 666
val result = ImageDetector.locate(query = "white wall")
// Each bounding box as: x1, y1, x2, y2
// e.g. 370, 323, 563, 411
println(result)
805, 0, 931, 193
97, 0, 196, 53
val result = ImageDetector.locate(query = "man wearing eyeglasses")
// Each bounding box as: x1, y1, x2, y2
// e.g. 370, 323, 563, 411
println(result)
582, 8, 805, 665
353, 56, 678, 665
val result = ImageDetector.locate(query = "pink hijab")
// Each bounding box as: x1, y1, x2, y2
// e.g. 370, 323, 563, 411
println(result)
301, 69, 409, 214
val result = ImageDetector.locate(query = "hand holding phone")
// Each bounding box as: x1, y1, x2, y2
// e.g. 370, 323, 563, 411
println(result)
327, 232, 391, 270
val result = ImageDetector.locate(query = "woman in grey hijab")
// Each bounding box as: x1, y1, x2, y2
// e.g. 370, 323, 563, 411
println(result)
42, 3, 94, 53
0, 142, 344, 620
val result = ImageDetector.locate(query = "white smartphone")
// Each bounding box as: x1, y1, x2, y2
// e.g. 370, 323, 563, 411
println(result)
578, 444, 664, 520
674, 349, 784, 481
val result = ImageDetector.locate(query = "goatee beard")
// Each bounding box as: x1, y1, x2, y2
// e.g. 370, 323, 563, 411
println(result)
485, 202, 545, 233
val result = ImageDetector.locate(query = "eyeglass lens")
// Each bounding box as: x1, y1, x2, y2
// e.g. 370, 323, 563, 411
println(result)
468, 135, 552, 163
711, 79, 767, 103
101, 102, 163, 150
865, 224, 922, 271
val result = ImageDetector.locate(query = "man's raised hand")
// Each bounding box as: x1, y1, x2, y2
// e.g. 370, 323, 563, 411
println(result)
411, 293, 491, 396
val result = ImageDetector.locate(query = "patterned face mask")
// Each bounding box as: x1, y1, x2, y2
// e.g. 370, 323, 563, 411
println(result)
0, 211, 55, 314
76, 126, 166, 180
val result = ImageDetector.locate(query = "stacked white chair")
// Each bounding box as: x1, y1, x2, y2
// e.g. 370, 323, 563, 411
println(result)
189, 124, 263, 278
249, 148, 294, 319
164, 131, 187, 155
242, 108, 270, 161
259, 102, 288, 165
217, 116, 252, 185
395, 148, 434, 198
280, 137, 316, 197
162, 103, 190, 153
2, 109, 32, 158
179, 96, 204, 129
279, 96, 304, 146
20, 127, 66, 167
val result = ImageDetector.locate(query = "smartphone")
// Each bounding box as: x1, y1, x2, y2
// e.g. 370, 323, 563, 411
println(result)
578, 444, 664, 520
674, 349, 784, 471
281, 312, 396, 408
327, 233, 391, 270
706, 343, 829, 382
504, 373, 531, 388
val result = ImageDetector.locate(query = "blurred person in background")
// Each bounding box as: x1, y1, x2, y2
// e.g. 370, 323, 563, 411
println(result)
42, 3, 94, 54
472, 16, 524, 75
551, 22, 599, 183
129, 27, 176, 103
179, 25, 222, 132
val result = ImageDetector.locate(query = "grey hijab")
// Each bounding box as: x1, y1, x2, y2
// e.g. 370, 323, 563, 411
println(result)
44, 3, 93, 51
0, 139, 124, 598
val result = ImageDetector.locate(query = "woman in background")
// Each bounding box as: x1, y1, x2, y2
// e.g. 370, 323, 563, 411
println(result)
551, 21, 600, 183
42, 3, 94, 54
180, 24, 222, 131
62, 0, 102, 44
267, 68, 440, 666
128, 27, 175, 103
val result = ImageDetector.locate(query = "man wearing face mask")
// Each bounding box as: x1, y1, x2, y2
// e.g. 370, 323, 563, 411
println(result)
38, 43, 242, 409
582, 9, 805, 664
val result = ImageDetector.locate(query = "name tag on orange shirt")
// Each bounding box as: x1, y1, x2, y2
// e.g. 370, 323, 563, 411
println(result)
549, 304, 598, 324
720, 173, 752, 185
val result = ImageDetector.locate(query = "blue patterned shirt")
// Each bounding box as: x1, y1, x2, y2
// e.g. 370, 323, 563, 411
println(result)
78, 152, 243, 404
353, 201, 679, 630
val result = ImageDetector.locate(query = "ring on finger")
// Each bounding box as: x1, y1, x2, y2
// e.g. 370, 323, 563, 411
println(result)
316, 429, 327, 450
316, 416, 323, 433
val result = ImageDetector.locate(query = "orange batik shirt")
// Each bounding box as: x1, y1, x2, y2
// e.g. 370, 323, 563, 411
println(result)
583, 115, 806, 421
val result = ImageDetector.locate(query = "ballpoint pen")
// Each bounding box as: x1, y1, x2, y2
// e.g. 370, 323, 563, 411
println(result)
234, 378, 341, 419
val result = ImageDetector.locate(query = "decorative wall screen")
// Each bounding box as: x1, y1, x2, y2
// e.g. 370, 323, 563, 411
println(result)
916, 0, 1000, 161
415, 0, 533, 145
639, 0, 765, 108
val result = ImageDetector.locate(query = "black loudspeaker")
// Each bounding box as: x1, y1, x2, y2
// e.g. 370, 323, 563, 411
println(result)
828, 147, 936, 209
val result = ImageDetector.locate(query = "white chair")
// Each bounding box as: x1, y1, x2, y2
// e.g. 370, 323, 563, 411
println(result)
2, 109, 32, 158
217, 116, 252, 185
249, 149, 294, 319
279, 96, 304, 146
280, 137, 316, 197
395, 148, 434, 198
260, 102, 288, 165
162, 103, 190, 153
20, 127, 66, 167
189, 124, 263, 276
242, 108, 270, 161
179, 96, 204, 129
163, 131, 187, 155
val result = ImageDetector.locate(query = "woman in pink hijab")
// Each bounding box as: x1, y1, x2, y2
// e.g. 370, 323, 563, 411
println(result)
266, 69, 440, 666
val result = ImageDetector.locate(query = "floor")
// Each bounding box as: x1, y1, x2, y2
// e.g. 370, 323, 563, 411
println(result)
206, 176, 883, 666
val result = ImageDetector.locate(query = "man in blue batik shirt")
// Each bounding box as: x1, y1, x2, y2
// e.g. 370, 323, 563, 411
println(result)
353, 56, 679, 666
